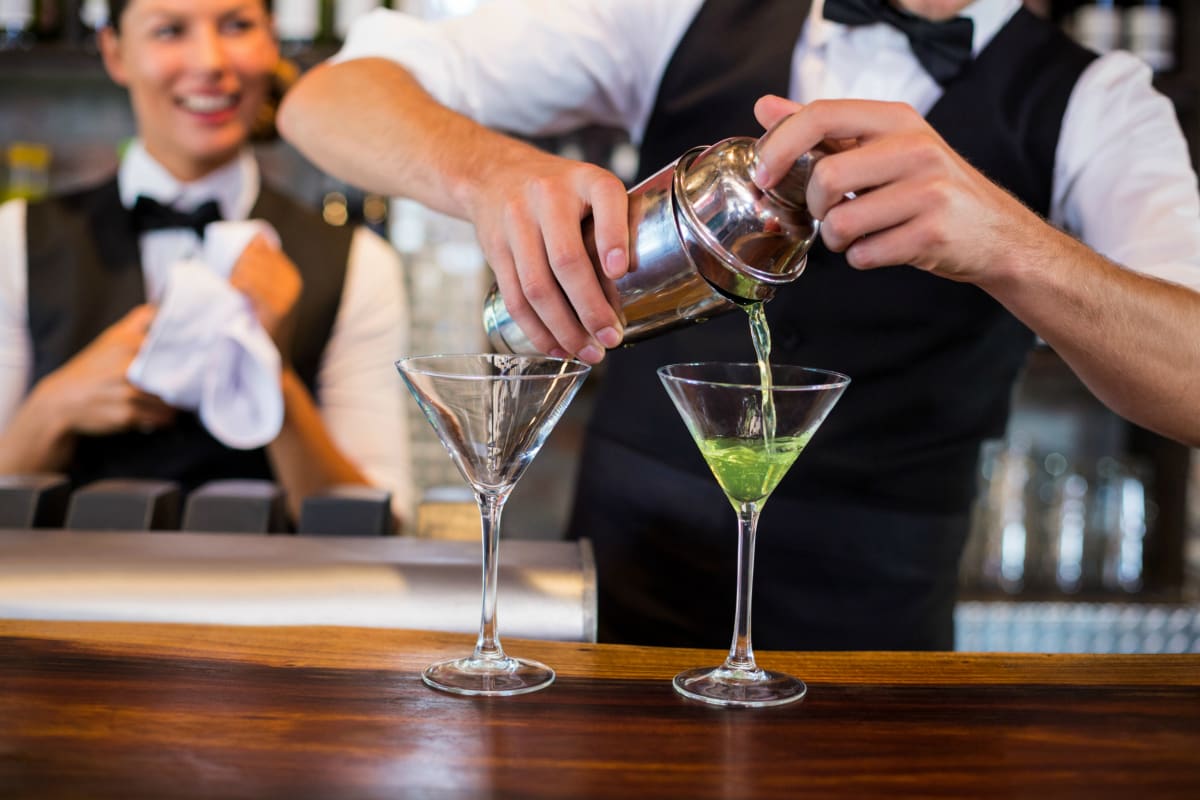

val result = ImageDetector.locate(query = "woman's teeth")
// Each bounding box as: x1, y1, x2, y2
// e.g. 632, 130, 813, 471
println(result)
180, 94, 236, 113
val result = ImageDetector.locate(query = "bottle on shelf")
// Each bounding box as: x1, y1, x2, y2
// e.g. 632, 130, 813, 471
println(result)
35, 0, 62, 43
1095, 456, 1153, 594
1125, 0, 1176, 74
967, 438, 1034, 595
274, 0, 321, 54
4, 142, 52, 203
0, 0, 35, 49
76, 0, 107, 49
1070, 0, 1123, 54
361, 191, 389, 238
320, 186, 349, 227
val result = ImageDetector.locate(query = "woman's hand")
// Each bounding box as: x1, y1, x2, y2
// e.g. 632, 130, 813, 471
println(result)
36, 304, 176, 436
229, 234, 303, 358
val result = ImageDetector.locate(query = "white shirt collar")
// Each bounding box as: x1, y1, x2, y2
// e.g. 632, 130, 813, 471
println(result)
117, 141, 259, 222
809, 0, 1023, 58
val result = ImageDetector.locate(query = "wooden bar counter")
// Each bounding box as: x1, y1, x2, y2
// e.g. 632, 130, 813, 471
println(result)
1, 620, 1197, 799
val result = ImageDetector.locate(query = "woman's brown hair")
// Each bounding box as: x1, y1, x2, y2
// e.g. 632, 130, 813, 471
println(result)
106, 0, 274, 32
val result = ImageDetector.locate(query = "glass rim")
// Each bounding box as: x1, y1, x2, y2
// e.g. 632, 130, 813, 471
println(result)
396, 352, 591, 380
657, 361, 850, 391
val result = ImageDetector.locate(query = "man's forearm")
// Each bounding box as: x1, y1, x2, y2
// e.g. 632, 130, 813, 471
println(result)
983, 223, 1200, 447
278, 54, 633, 361
278, 57, 527, 220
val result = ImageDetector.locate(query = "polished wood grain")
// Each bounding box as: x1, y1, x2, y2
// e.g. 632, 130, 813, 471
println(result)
1, 620, 1198, 799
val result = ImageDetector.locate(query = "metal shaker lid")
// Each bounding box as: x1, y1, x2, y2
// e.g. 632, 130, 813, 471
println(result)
672, 135, 823, 297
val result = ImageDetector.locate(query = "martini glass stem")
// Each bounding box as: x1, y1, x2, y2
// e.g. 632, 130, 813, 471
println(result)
474, 490, 510, 661
725, 503, 760, 672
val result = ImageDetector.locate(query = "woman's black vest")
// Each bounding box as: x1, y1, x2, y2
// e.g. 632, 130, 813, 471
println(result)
24, 178, 352, 492
587, 0, 1096, 516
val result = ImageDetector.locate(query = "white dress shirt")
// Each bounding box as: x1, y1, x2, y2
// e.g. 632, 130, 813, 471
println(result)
333, 0, 1200, 292
0, 143, 414, 518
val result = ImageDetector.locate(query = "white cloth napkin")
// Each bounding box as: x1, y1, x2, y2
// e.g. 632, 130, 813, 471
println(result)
127, 220, 285, 450
202, 219, 280, 279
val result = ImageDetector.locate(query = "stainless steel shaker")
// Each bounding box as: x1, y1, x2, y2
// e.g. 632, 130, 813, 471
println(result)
482, 135, 827, 354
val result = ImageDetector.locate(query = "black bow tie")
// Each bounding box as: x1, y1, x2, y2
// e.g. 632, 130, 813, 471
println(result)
823, 0, 974, 86
130, 195, 222, 238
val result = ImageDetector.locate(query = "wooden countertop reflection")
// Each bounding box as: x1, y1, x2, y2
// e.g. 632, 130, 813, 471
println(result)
1, 620, 1198, 799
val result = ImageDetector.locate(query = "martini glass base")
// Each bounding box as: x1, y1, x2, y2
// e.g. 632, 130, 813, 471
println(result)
422, 655, 555, 697
673, 665, 807, 708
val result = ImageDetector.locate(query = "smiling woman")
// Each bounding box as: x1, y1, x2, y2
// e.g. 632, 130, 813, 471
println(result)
99, 0, 279, 181
0, 0, 413, 529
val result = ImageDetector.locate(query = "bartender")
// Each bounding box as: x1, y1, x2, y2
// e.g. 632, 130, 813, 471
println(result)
278, 0, 1200, 648
0, 0, 412, 525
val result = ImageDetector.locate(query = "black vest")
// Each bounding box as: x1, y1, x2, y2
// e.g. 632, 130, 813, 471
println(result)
588, 1, 1096, 517
25, 178, 352, 492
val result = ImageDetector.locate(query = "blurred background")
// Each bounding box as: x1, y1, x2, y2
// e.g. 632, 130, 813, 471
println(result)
2, 0, 1198, 651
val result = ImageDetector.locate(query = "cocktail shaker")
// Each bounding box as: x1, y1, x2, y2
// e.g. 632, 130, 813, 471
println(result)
482, 135, 827, 354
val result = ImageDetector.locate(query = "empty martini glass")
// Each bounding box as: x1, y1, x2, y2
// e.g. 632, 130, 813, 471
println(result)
658, 362, 849, 707
397, 354, 590, 696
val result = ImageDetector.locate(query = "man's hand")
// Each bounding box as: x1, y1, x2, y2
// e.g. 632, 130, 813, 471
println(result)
752, 94, 1043, 287
278, 57, 630, 363
37, 305, 176, 436
464, 141, 629, 363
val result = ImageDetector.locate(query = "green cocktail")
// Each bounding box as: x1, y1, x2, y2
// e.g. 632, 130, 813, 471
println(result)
698, 433, 811, 507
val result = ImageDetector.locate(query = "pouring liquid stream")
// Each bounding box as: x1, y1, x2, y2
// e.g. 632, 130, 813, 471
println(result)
696, 301, 810, 509
747, 301, 776, 455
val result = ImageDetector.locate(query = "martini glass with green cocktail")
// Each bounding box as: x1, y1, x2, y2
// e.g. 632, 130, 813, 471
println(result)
658, 361, 849, 707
